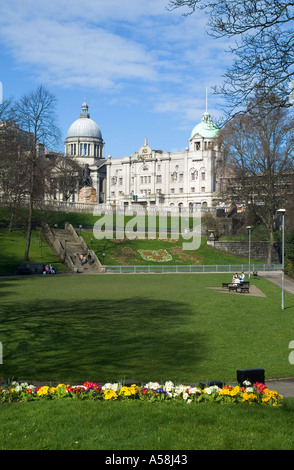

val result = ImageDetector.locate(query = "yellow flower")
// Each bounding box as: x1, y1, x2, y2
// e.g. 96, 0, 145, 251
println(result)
37, 386, 50, 396
104, 389, 118, 400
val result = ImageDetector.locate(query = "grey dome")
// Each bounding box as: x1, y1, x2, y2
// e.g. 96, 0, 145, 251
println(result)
67, 117, 102, 139
66, 99, 102, 139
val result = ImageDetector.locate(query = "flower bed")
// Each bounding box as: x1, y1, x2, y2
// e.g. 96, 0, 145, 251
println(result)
138, 249, 172, 262
0, 380, 283, 406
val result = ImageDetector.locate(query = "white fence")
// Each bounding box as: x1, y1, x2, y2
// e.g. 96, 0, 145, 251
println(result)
104, 264, 282, 274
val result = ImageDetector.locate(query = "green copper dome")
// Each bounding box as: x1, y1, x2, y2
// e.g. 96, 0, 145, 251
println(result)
191, 112, 219, 139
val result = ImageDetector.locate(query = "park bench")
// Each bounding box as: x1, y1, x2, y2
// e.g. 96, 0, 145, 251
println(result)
239, 284, 250, 293
222, 282, 230, 288
228, 284, 238, 292
227, 281, 250, 293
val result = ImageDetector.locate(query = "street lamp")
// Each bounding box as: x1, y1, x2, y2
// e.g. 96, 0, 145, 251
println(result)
277, 209, 286, 310
246, 226, 252, 280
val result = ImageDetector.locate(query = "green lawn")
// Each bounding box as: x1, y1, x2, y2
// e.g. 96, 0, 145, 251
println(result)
1, 399, 294, 450
1, 206, 293, 451
0, 229, 68, 276
1, 273, 293, 384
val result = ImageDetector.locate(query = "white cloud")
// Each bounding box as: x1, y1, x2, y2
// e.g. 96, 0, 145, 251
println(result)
0, 0, 233, 132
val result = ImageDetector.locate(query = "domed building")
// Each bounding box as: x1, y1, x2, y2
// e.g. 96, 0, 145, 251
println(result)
64, 99, 106, 203
65, 99, 104, 162
106, 110, 223, 209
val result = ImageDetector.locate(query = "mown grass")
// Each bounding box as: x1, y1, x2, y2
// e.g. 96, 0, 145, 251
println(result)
0, 229, 68, 275
1, 206, 293, 450
1, 273, 293, 384
1, 399, 294, 450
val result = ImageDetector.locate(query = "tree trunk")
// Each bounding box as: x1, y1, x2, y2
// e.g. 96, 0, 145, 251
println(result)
267, 227, 274, 265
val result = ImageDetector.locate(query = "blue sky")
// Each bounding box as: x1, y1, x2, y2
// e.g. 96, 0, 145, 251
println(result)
0, 0, 233, 157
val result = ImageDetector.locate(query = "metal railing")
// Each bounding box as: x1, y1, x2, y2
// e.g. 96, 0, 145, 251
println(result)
104, 264, 282, 274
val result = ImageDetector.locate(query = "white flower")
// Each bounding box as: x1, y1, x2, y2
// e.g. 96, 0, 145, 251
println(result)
189, 387, 201, 395
163, 381, 174, 392
144, 381, 160, 390
102, 383, 118, 391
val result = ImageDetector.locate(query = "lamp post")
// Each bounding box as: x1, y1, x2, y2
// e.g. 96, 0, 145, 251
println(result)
277, 209, 286, 310
246, 226, 252, 280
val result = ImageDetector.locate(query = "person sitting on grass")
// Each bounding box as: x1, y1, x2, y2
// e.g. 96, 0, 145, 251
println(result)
49, 264, 56, 274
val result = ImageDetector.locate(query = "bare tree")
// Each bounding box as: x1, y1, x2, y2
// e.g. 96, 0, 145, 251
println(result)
167, 1, 294, 112
0, 122, 31, 229
51, 155, 82, 202
13, 85, 61, 261
217, 93, 294, 262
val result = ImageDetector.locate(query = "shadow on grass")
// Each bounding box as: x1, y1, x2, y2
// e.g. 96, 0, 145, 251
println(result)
0, 296, 207, 384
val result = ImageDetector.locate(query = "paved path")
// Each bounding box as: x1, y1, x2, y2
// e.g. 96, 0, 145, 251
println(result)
258, 270, 294, 295
265, 378, 294, 398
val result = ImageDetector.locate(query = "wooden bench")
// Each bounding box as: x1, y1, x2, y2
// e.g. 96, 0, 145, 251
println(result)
228, 284, 238, 292
228, 282, 250, 293
222, 282, 230, 288
239, 285, 250, 293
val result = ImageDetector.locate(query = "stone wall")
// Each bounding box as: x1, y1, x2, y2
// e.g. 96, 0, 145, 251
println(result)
207, 239, 281, 263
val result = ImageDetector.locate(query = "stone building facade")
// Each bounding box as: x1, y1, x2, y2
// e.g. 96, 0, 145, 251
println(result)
62, 101, 224, 208
106, 111, 223, 210
64, 99, 106, 204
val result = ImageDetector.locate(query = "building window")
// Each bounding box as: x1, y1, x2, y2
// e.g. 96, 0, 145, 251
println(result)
201, 172, 206, 181
171, 172, 177, 182
156, 175, 162, 183
191, 187, 195, 193
119, 178, 123, 185
179, 173, 183, 182
179, 187, 183, 193
194, 142, 201, 150
171, 188, 175, 194
201, 186, 205, 193
191, 170, 198, 181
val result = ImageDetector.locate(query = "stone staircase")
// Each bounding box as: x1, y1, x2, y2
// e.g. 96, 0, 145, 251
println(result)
41, 222, 104, 274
